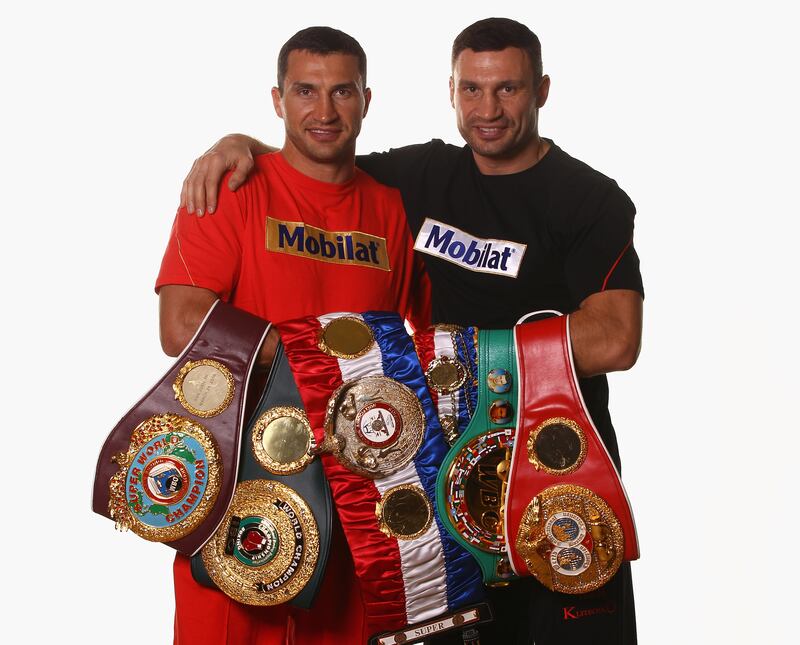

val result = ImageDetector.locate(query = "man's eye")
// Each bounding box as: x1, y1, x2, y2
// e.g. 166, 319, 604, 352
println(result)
298, 88, 312, 97
334, 89, 352, 98
463, 86, 477, 94
501, 86, 516, 94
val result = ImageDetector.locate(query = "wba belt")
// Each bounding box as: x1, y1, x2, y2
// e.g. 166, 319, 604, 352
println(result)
278, 312, 485, 639
93, 301, 269, 555
437, 329, 519, 586
504, 315, 639, 593
192, 343, 333, 608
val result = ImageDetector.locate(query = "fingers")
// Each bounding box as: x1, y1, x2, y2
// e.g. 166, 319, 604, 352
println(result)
227, 156, 255, 194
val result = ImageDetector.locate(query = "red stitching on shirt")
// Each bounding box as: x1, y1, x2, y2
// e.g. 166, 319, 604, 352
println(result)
601, 238, 632, 291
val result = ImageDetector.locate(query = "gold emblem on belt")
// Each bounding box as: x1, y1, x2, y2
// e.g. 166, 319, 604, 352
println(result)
201, 479, 320, 606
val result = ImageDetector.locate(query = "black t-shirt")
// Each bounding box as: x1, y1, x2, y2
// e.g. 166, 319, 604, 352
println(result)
356, 139, 644, 467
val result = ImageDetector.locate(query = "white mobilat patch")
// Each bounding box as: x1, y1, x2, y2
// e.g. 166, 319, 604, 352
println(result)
414, 218, 526, 278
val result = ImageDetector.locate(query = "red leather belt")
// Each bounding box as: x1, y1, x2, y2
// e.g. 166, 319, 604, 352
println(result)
505, 315, 639, 593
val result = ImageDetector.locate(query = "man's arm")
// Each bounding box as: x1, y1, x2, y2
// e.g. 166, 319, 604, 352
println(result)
180, 135, 275, 216
569, 289, 642, 378
159, 284, 279, 367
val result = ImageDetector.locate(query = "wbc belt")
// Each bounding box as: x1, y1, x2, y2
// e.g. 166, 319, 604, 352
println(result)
192, 342, 332, 608
505, 315, 639, 593
92, 301, 270, 556
437, 329, 519, 586
278, 312, 486, 639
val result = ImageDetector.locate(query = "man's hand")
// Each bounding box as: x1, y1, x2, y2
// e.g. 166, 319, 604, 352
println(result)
180, 134, 272, 216
569, 289, 643, 378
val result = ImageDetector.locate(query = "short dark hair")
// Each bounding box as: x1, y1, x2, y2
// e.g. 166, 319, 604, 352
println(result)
452, 18, 543, 82
277, 26, 367, 93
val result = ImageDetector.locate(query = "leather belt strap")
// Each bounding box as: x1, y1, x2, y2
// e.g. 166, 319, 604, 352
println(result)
437, 329, 519, 586
92, 301, 270, 555
505, 315, 639, 592
190, 343, 333, 608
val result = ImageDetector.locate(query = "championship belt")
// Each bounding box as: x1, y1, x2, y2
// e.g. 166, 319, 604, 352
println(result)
191, 342, 332, 608
504, 315, 639, 593
278, 312, 487, 641
92, 301, 270, 555
413, 325, 479, 445
437, 329, 519, 586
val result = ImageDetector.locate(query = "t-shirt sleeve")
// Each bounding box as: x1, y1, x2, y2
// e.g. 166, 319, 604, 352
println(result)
155, 177, 245, 299
565, 182, 644, 306
355, 141, 438, 187
406, 253, 432, 332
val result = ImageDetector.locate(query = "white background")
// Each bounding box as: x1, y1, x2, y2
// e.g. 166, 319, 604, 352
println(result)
2, 1, 797, 643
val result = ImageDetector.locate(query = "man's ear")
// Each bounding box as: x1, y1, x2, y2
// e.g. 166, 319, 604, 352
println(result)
449, 76, 455, 108
536, 75, 551, 109
271, 87, 284, 118
363, 87, 372, 117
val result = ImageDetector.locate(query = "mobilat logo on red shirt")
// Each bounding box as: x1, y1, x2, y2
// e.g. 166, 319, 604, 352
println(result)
414, 218, 526, 278
266, 217, 390, 271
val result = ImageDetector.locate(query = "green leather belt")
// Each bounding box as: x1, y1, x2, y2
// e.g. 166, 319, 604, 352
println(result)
436, 329, 519, 586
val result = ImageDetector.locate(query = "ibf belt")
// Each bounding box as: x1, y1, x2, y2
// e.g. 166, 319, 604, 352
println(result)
505, 315, 639, 593
278, 312, 485, 639
413, 325, 479, 446
437, 329, 519, 586
191, 343, 332, 608
92, 301, 270, 555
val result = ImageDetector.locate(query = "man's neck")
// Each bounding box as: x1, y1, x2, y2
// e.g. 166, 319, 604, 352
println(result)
472, 135, 550, 176
280, 143, 356, 184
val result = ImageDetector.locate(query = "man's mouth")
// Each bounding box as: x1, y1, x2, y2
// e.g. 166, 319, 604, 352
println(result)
473, 125, 508, 140
307, 128, 342, 142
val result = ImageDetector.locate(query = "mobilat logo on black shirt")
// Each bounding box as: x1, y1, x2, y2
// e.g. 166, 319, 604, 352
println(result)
266, 217, 390, 271
414, 218, 526, 278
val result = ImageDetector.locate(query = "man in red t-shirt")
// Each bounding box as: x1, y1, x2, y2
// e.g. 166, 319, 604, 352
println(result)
156, 27, 429, 645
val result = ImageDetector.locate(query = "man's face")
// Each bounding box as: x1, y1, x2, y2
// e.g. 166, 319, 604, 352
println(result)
450, 47, 549, 165
272, 50, 370, 165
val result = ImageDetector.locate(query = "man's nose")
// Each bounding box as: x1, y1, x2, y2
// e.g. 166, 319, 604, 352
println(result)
476, 92, 502, 120
314, 94, 338, 122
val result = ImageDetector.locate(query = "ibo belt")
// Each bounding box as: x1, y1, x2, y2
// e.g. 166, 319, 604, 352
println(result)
505, 315, 639, 593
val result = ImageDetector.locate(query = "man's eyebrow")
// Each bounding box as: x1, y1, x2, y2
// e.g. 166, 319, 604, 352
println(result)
331, 81, 358, 91
458, 78, 524, 87
290, 81, 316, 90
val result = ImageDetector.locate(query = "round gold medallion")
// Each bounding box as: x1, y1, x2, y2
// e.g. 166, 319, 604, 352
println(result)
527, 417, 587, 475
514, 484, 624, 594
425, 356, 467, 394
318, 316, 375, 359
252, 406, 315, 475
375, 484, 433, 540
322, 376, 425, 478
173, 359, 235, 418
201, 479, 319, 606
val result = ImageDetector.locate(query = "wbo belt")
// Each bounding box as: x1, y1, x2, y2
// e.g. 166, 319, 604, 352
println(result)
278, 311, 486, 641
191, 342, 332, 608
92, 301, 269, 555
437, 329, 519, 586
504, 314, 639, 593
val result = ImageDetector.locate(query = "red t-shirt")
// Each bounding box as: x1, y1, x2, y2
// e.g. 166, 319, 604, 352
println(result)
156, 152, 430, 328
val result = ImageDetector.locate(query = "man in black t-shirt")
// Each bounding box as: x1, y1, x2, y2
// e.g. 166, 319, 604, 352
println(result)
181, 18, 643, 645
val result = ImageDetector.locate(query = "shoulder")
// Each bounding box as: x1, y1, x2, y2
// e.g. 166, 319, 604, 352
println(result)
546, 143, 635, 215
